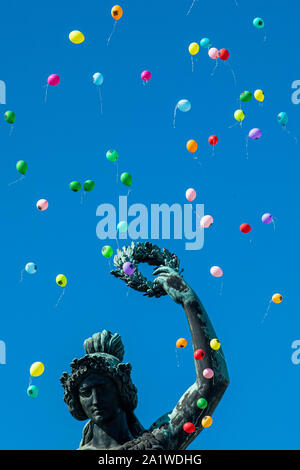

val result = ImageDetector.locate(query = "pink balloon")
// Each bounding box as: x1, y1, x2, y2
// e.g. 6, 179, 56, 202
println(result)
210, 266, 223, 278
203, 368, 214, 379
36, 199, 49, 211
48, 74, 60, 86
200, 215, 213, 228
141, 70, 151, 82
208, 48, 219, 59
186, 188, 196, 202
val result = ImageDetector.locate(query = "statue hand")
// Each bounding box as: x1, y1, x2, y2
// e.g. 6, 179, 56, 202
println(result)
153, 266, 195, 305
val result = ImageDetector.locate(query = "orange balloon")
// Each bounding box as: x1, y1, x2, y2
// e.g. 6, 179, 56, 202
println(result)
186, 140, 198, 153
176, 338, 187, 349
111, 5, 123, 20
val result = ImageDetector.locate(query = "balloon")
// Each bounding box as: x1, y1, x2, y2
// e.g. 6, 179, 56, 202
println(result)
200, 215, 213, 228
200, 38, 212, 48
253, 17, 264, 28
30, 362, 45, 377
47, 74, 60, 86
189, 42, 199, 55
183, 422, 195, 433
234, 110, 245, 122
25, 262, 37, 274
203, 368, 214, 379
186, 139, 197, 153
106, 150, 119, 162
194, 349, 205, 360
56, 274, 67, 287
218, 48, 229, 60
36, 199, 48, 211
240, 223, 251, 233
277, 112, 288, 126
254, 89, 264, 102
210, 338, 221, 350
27, 385, 39, 399
120, 172, 132, 186
69, 30, 85, 44
202, 416, 213, 428
83, 180, 95, 191
117, 221, 128, 233
240, 91, 252, 102
69, 181, 81, 192
4, 111, 15, 124
111, 5, 123, 20
208, 47, 219, 59
248, 128, 262, 140
93, 73, 104, 86
123, 262, 135, 275
262, 213, 273, 224
197, 398, 208, 409
176, 338, 187, 348
102, 245, 113, 258
141, 70, 151, 82
177, 99, 191, 112
210, 266, 223, 278
186, 188, 196, 202
208, 135, 218, 145
16, 160, 28, 175
272, 293, 283, 304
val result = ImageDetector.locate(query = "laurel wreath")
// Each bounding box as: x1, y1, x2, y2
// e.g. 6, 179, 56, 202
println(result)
110, 241, 182, 298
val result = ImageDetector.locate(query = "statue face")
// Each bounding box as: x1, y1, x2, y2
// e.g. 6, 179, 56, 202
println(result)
78, 373, 122, 425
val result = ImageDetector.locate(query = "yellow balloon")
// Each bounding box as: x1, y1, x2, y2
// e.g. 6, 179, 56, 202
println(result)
30, 362, 45, 377
56, 274, 67, 287
69, 30, 85, 44
272, 293, 283, 304
202, 416, 213, 428
210, 338, 221, 350
189, 42, 199, 55
254, 89, 264, 102
234, 109, 245, 122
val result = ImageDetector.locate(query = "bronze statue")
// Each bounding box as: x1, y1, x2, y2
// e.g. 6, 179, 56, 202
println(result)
61, 242, 229, 450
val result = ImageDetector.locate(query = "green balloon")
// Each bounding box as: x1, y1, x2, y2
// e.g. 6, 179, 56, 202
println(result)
106, 150, 119, 162
16, 160, 28, 175
83, 180, 95, 192
120, 172, 132, 187
69, 181, 81, 192
197, 398, 208, 409
253, 17, 264, 29
4, 110, 16, 124
27, 385, 39, 399
240, 91, 252, 102
102, 245, 113, 258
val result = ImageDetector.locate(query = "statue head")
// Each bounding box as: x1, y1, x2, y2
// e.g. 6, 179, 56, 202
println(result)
60, 330, 144, 446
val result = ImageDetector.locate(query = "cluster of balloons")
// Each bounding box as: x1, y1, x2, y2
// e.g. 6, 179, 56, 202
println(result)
27, 362, 45, 399
69, 180, 95, 192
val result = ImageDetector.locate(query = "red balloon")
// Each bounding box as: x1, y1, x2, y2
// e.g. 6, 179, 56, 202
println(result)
218, 48, 229, 60
194, 349, 205, 360
208, 135, 218, 145
183, 422, 196, 433
240, 223, 251, 234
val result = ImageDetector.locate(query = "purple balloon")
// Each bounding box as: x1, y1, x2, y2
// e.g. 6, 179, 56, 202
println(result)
249, 128, 262, 140
123, 262, 135, 276
262, 213, 273, 224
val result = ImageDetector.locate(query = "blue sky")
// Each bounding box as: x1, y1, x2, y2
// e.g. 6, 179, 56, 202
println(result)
0, 0, 299, 450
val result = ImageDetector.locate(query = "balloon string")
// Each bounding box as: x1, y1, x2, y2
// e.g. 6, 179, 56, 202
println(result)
175, 348, 181, 368
219, 280, 224, 296
283, 126, 298, 144
261, 300, 272, 324
173, 105, 178, 128
116, 161, 119, 183
55, 288, 65, 308
264, 30, 267, 43
272, 219, 276, 232
186, 0, 197, 15
20, 268, 25, 283
107, 21, 117, 46
191, 56, 194, 73
228, 122, 239, 129
225, 61, 237, 87
126, 188, 132, 197
210, 59, 219, 77
98, 87, 103, 115
9, 125, 14, 137
44, 84, 49, 103
245, 136, 249, 160
8, 175, 25, 186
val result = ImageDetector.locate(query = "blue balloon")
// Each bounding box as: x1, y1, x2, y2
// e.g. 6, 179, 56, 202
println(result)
200, 38, 212, 48
177, 99, 191, 112
27, 385, 39, 399
25, 262, 37, 274
93, 72, 104, 86
277, 112, 288, 126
